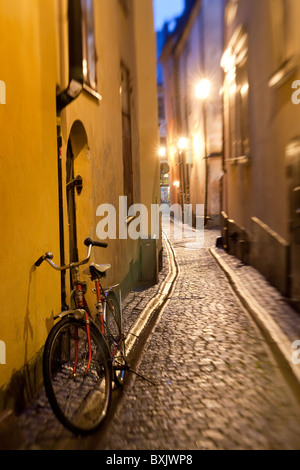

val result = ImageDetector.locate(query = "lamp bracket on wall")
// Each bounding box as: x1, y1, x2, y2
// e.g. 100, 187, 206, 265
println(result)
67, 175, 83, 195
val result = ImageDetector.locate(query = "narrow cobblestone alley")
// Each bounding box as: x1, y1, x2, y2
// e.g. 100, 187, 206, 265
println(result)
15, 219, 300, 451
3, 0, 300, 457
94, 221, 300, 451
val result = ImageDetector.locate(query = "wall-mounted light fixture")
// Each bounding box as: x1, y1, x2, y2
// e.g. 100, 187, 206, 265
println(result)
178, 137, 188, 151
195, 79, 211, 100
159, 147, 167, 158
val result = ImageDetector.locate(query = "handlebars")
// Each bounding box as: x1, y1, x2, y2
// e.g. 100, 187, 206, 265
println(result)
35, 238, 108, 271
83, 238, 108, 249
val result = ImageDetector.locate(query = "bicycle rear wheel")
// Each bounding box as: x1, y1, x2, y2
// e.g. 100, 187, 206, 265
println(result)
43, 316, 112, 435
105, 291, 127, 387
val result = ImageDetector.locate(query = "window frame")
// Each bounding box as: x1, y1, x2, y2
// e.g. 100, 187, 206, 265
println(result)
81, 0, 97, 91
222, 26, 250, 162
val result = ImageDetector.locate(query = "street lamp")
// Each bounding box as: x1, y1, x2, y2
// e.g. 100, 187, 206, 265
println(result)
195, 79, 211, 226
178, 137, 188, 151
158, 146, 167, 158
195, 79, 211, 100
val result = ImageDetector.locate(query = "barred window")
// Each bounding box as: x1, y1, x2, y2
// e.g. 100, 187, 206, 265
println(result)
81, 0, 97, 90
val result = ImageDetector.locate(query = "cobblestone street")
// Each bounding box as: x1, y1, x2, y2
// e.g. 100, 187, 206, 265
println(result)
14, 218, 300, 450
96, 221, 300, 451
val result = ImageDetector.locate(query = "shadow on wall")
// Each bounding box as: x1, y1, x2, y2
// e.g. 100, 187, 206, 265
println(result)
0, 265, 54, 415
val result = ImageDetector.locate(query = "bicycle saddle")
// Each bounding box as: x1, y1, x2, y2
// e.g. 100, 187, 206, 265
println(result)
83, 263, 111, 279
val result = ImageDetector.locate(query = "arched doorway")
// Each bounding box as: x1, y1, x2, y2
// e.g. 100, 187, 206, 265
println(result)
66, 121, 90, 278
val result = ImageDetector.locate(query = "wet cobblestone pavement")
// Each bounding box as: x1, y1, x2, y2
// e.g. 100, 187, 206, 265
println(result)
15, 219, 300, 450
16, 234, 170, 450
96, 223, 300, 451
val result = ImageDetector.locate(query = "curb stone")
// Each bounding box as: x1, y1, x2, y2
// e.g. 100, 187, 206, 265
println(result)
125, 231, 179, 359
210, 246, 300, 388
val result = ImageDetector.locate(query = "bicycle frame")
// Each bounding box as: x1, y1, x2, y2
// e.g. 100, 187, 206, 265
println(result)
53, 266, 123, 375
36, 239, 124, 376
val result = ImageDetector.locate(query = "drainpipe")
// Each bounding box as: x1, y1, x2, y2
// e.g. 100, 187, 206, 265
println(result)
56, 0, 84, 310
56, 120, 67, 310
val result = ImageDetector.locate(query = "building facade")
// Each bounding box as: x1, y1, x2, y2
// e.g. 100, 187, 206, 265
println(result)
156, 30, 170, 204
0, 0, 160, 413
221, 0, 300, 304
159, 0, 225, 227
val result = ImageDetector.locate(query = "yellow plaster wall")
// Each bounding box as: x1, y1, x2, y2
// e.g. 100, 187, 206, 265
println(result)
59, 0, 160, 293
0, 0, 160, 398
0, 0, 60, 388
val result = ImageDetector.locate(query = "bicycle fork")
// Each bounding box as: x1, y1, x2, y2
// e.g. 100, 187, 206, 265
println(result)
72, 270, 93, 376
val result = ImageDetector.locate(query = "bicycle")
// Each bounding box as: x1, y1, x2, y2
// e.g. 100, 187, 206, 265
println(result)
35, 238, 129, 435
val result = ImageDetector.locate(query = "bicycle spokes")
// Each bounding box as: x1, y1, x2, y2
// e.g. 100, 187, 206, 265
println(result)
85, 318, 92, 375
43, 318, 112, 435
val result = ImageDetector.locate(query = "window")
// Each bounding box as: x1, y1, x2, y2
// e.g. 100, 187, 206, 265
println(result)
81, 0, 97, 90
269, 0, 287, 67
160, 137, 167, 147
171, 96, 175, 119
268, 0, 298, 89
158, 95, 165, 120
222, 26, 250, 159
121, 63, 133, 208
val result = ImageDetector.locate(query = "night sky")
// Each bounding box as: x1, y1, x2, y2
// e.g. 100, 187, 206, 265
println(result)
153, 0, 185, 31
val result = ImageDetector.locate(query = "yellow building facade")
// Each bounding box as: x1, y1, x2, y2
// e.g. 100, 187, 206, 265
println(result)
0, 0, 160, 413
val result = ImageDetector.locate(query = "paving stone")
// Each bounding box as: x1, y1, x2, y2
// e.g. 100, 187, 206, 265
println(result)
12, 216, 300, 450
97, 218, 300, 450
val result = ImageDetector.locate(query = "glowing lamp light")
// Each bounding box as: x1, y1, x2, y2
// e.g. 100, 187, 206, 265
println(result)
158, 147, 167, 158
241, 83, 249, 95
195, 79, 211, 100
230, 83, 237, 96
173, 181, 180, 188
221, 48, 235, 73
83, 59, 88, 78
178, 137, 187, 150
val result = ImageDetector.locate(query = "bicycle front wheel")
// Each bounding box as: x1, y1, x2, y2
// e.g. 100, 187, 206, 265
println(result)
105, 291, 127, 387
43, 317, 112, 436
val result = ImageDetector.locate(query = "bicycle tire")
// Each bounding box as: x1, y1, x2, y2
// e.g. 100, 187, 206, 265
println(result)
43, 316, 112, 436
105, 291, 127, 387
